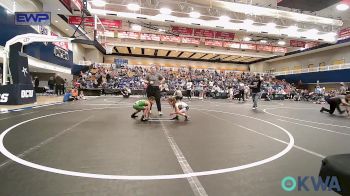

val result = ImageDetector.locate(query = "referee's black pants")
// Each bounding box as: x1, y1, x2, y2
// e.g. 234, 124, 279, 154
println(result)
322, 99, 344, 114
146, 86, 161, 112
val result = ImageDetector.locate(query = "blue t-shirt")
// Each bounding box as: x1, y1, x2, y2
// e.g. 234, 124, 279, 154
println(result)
63, 93, 72, 102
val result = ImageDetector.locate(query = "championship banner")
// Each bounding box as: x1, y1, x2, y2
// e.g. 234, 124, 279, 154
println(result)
290, 40, 306, 47
68, 16, 94, 26
223, 42, 240, 49
117, 31, 140, 39
140, 33, 161, 41
215, 31, 235, 40
240, 43, 256, 50
171, 26, 194, 36
204, 40, 223, 47
181, 37, 200, 45
272, 46, 287, 53
194, 29, 215, 38
256, 44, 273, 52
160, 35, 181, 43
305, 41, 320, 49
68, 16, 122, 28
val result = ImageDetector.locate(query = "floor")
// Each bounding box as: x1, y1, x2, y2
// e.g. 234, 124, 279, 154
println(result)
0, 96, 348, 196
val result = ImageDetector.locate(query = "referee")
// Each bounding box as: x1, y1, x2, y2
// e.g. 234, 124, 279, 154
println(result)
145, 65, 165, 116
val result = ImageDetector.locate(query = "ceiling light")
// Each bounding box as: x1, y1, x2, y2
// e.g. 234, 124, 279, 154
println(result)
57, 8, 61, 11
127, 3, 140, 11
65, 29, 69, 31
92, 0, 106, 7
158, 28, 166, 32
277, 40, 286, 45
189, 11, 201, 18
219, 15, 231, 21
243, 37, 251, 41
287, 25, 298, 31
243, 19, 254, 25
308, 28, 319, 34
6, 10, 13, 14
266, 22, 276, 28
260, 40, 267, 44
336, 3, 349, 11
131, 24, 142, 31
327, 32, 338, 37
55, 20, 58, 23
160, 7, 172, 15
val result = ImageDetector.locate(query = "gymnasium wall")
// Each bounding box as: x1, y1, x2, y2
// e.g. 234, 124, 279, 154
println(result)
249, 62, 268, 73
103, 55, 249, 71
275, 69, 350, 84
266, 45, 350, 72
72, 43, 86, 64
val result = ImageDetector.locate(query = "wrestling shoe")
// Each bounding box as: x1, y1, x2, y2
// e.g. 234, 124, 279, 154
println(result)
159, 111, 163, 116
131, 114, 138, 118
320, 108, 325, 113
184, 116, 189, 121
141, 115, 148, 121
171, 116, 179, 120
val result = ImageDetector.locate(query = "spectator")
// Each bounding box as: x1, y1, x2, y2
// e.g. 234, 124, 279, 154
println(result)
34, 76, 39, 88
48, 76, 55, 94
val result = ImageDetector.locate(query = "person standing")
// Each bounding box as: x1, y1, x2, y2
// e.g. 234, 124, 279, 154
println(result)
145, 65, 165, 116
55, 75, 65, 96
249, 75, 262, 110
238, 80, 245, 102
48, 76, 55, 95
339, 82, 347, 95
34, 76, 39, 88
186, 79, 193, 101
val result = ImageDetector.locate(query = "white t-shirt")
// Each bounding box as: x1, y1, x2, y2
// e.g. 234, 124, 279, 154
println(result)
186, 82, 193, 90
175, 101, 188, 110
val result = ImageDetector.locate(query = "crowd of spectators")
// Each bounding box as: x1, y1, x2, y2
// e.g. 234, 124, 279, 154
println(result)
75, 63, 296, 99
74, 63, 349, 102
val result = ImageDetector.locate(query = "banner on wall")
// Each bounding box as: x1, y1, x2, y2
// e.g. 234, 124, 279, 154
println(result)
290, 40, 306, 47
305, 41, 319, 49
215, 31, 235, 40
68, 16, 122, 28
256, 44, 273, 52
140, 33, 161, 41
223, 42, 240, 49
338, 27, 350, 40
240, 43, 256, 50
204, 39, 223, 47
272, 46, 287, 53
160, 35, 181, 43
194, 29, 215, 38
117, 31, 140, 39
171, 26, 194, 36
181, 37, 200, 45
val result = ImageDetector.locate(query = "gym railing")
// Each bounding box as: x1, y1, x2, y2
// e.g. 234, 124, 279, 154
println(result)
273, 63, 350, 76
